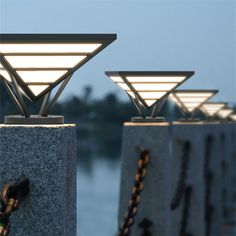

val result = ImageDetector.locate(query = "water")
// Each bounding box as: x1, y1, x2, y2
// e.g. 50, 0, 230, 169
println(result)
77, 158, 121, 236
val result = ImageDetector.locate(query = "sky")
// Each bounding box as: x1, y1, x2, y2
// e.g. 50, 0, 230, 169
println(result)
0, 0, 235, 104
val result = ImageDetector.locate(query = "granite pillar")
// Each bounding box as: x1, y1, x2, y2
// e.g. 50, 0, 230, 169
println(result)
222, 122, 236, 235
170, 122, 205, 236
201, 122, 223, 236
118, 122, 171, 236
0, 125, 77, 236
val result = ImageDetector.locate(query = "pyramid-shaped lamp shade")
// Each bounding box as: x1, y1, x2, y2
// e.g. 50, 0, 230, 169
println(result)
0, 62, 11, 82
171, 90, 218, 114
201, 102, 226, 117
0, 34, 116, 101
217, 108, 234, 119
105, 71, 194, 110
230, 114, 236, 121
0, 34, 116, 124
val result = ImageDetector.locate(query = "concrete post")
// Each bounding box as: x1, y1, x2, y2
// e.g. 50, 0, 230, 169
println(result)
171, 122, 205, 236
222, 122, 236, 235
118, 122, 171, 236
201, 122, 223, 236
0, 125, 77, 236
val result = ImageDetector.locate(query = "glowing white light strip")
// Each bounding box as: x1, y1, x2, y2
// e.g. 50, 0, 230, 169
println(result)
132, 83, 177, 91
117, 83, 129, 91
175, 93, 213, 97
138, 92, 167, 99
201, 103, 225, 116
218, 109, 233, 118
5, 55, 87, 68
0, 63, 11, 82
16, 70, 68, 83
230, 114, 236, 121
107, 73, 191, 108
179, 97, 210, 102
110, 76, 123, 83
126, 76, 186, 83
0, 43, 102, 53
28, 85, 49, 96
172, 92, 216, 113
145, 100, 158, 106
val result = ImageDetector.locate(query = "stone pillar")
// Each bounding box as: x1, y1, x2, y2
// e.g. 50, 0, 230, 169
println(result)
201, 122, 223, 236
0, 125, 77, 236
222, 122, 236, 235
118, 122, 171, 236
171, 122, 205, 236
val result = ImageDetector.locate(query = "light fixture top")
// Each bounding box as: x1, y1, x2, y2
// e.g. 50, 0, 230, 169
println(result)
171, 89, 218, 114
201, 102, 226, 117
217, 108, 234, 119
105, 71, 194, 109
230, 114, 236, 121
0, 34, 117, 101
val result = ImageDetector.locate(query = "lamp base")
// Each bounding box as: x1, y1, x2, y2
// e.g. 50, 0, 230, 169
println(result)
131, 116, 165, 123
178, 118, 201, 122
4, 115, 64, 125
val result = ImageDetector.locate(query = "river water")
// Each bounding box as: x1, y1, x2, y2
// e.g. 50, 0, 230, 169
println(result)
77, 158, 121, 236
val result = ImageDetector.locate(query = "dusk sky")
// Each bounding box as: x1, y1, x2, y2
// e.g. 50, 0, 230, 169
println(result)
0, 0, 235, 103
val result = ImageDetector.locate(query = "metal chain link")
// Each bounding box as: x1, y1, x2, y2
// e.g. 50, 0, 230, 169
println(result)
170, 141, 193, 236
116, 150, 150, 236
204, 135, 213, 236
171, 141, 191, 210
179, 185, 193, 236
0, 177, 30, 236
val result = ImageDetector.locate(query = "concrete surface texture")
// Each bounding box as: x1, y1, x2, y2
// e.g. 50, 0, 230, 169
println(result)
0, 124, 77, 236
171, 122, 206, 236
202, 122, 223, 236
118, 122, 172, 236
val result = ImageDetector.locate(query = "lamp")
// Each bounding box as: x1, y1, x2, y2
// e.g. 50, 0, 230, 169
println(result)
217, 108, 234, 120
0, 34, 116, 124
200, 102, 226, 119
230, 114, 236, 121
105, 71, 194, 122
170, 90, 218, 120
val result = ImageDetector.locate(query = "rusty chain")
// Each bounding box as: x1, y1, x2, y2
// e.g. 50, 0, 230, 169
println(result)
116, 149, 150, 236
179, 185, 193, 236
170, 141, 193, 236
0, 177, 30, 236
171, 141, 191, 210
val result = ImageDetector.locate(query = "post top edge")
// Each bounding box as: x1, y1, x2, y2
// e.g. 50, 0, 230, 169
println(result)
0, 124, 76, 128
124, 122, 170, 127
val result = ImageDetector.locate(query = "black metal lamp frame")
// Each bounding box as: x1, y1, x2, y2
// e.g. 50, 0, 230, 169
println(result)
105, 71, 194, 122
0, 34, 117, 124
200, 102, 227, 121
171, 90, 218, 121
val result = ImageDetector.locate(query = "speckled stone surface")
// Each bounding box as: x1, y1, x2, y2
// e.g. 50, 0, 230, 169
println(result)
202, 122, 223, 236
220, 123, 236, 233
171, 122, 206, 236
0, 125, 77, 236
118, 122, 172, 236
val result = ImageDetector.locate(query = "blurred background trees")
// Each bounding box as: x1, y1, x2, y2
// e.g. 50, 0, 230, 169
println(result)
0, 84, 184, 159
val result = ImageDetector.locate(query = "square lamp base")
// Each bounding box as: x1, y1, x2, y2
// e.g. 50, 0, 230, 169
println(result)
131, 116, 165, 123
4, 115, 64, 125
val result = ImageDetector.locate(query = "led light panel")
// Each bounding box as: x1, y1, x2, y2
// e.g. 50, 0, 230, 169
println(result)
106, 71, 194, 108
171, 90, 218, 113
217, 108, 233, 119
0, 62, 11, 82
201, 102, 226, 117
230, 114, 236, 121
0, 34, 116, 101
